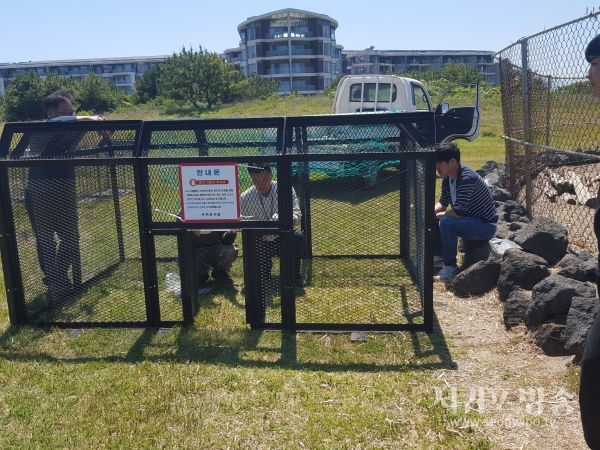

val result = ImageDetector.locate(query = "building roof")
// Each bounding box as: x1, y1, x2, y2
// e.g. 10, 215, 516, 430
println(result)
0, 56, 167, 69
237, 8, 338, 31
343, 49, 495, 56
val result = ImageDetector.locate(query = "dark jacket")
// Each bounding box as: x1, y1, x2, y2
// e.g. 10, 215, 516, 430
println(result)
189, 231, 237, 249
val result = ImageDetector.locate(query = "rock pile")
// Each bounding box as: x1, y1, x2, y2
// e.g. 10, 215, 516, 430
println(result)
449, 161, 599, 361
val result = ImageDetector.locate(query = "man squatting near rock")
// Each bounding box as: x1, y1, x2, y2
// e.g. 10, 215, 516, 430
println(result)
579, 33, 600, 450
433, 142, 498, 282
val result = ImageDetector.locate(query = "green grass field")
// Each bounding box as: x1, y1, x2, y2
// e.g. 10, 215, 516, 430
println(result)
0, 94, 505, 449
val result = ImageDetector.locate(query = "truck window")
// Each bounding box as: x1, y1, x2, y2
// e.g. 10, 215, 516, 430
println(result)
349, 84, 362, 102
349, 83, 397, 102
412, 84, 431, 111
363, 83, 397, 102
375, 84, 397, 102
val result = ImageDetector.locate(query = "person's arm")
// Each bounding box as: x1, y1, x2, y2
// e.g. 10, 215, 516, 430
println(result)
48, 115, 103, 122
291, 187, 301, 226
435, 177, 451, 219
75, 115, 104, 122
239, 188, 258, 220
436, 207, 459, 219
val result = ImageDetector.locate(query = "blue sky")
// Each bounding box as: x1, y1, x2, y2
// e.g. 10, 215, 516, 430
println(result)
0, 0, 597, 63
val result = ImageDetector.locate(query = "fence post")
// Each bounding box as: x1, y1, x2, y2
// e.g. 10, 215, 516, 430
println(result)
546, 75, 552, 147
521, 39, 532, 218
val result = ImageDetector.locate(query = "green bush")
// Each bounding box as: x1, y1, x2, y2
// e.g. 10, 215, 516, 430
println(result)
0, 71, 47, 121
0, 71, 126, 121
230, 75, 280, 101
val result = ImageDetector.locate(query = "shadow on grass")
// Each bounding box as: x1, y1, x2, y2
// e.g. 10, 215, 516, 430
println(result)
0, 307, 456, 372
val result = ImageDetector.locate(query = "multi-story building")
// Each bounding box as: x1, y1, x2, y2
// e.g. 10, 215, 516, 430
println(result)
224, 8, 344, 94
0, 56, 166, 96
0, 10, 500, 98
343, 49, 499, 85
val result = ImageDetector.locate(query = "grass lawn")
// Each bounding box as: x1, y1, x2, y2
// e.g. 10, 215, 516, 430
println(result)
0, 94, 506, 449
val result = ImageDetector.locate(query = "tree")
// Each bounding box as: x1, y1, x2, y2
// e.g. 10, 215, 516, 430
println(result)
0, 70, 125, 121
404, 63, 486, 85
231, 74, 280, 101
554, 80, 592, 96
133, 65, 161, 103
1, 71, 46, 121
159, 45, 239, 109
70, 73, 125, 113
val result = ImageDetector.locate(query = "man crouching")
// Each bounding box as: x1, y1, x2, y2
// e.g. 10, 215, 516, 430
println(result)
189, 230, 238, 285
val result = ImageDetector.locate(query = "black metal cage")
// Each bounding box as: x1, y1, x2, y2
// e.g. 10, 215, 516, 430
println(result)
0, 113, 435, 332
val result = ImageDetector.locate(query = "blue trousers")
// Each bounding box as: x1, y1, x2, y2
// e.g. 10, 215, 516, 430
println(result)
435, 216, 497, 267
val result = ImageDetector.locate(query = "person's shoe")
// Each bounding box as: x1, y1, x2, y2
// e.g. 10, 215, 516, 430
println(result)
212, 269, 233, 284
435, 265, 459, 282
197, 271, 209, 286
295, 277, 307, 287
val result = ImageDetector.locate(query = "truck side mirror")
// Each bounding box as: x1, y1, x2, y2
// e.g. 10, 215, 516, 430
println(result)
440, 103, 449, 114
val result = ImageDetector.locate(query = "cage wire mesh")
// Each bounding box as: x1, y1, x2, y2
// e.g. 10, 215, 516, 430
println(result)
0, 125, 146, 325
141, 124, 282, 324
1, 117, 434, 330
286, 121, 432, 327
498, 12, 600, 253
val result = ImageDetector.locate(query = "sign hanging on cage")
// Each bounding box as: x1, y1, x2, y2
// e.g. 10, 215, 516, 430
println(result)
178, 163, 240, 222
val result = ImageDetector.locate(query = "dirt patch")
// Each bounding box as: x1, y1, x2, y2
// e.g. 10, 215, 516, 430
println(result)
433, 284, 586, 449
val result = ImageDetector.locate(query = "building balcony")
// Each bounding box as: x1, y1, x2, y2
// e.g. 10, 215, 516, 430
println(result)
265, 50, 289, 57
267, 68, 291, 74
292, 67, 315, 73
291, 49, 314, 55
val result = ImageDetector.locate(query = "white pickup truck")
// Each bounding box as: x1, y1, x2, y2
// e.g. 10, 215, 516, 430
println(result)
332, 74, 481, 143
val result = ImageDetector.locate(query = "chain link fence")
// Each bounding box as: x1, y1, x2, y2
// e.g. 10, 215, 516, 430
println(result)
0, 114, 436, 331
497, 12, 600, 252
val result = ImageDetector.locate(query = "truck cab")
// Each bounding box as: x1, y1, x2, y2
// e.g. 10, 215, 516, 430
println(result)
332, 75, 480, 143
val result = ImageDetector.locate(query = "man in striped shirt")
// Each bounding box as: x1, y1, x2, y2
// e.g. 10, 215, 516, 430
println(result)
433, 142, 498, 281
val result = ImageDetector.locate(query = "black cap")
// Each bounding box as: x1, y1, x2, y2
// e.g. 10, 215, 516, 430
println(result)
586, 35, 600, 62
247, 163, 271, 174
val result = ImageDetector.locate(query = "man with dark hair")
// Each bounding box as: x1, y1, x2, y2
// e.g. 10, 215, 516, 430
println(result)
25, 91, 104, 299
433, 142, 498, 281
579, 34, 600, 450
240, 164, 307, 286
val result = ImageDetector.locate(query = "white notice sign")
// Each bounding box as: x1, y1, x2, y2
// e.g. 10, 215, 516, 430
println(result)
178, 163, 240, 222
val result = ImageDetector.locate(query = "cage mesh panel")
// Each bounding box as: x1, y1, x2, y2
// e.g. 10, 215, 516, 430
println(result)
406, 159, 429, 307
1, 119, 433, 329
147, 128, 279, 157
10, 130, 136, 160
155, 235, 184, 322
10, 163, 145, 324
288, 122, 428, 181
294, 163, 422, 324
244, 233, 281, 324
498, 13, 600, 253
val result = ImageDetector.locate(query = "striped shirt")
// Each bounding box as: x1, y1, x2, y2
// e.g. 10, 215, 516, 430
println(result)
439, 164, 498, 223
